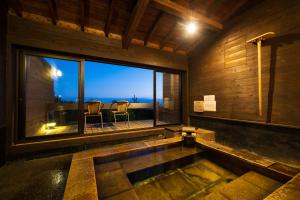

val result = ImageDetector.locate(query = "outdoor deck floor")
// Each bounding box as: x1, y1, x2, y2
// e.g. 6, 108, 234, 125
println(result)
30, 120, 169, 136
85, 120, 156, 134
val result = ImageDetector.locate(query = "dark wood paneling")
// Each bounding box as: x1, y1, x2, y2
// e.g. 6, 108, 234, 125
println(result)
7, 16, 187, 71
0, 4, 7, 164
0, 126, 5, 166
0, 3, 7, 127
189, 0, 300, 127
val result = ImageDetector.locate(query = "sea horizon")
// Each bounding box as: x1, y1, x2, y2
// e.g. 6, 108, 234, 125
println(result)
60, 97, 163, 104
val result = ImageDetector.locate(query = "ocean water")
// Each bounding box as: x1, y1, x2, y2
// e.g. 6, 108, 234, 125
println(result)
61, 97, 163, 105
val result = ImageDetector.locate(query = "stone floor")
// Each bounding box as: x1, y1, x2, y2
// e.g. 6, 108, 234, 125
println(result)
0, 154, 72, 200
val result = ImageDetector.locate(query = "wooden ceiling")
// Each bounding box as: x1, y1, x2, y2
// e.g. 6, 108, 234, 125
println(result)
7, 0, 252, 54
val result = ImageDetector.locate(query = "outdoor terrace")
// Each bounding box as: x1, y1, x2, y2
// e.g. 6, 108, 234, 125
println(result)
28, 102, 172, 137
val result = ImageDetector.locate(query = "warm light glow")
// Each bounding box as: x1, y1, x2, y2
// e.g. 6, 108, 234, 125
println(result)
51, 67, 63, 79
38, 124, 68, 135
186, 21, 198, 34
46, 122, 56, 129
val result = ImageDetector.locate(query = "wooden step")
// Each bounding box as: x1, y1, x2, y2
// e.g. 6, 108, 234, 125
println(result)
197, 171, 282, 200
134, 158, 238, 200
120, 146, 203, 174
264, 173, 300, 200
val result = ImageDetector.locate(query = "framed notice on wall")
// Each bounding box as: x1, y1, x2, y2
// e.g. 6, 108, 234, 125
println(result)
194, 101, 204, 112
204, 101, 216, 111
204, 95, 216, 112
204, 95, 215, 101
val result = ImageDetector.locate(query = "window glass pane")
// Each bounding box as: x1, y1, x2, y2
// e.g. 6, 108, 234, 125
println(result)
156, 72, 181, 125
84, 61, 153, 133
24, 55, 79, 137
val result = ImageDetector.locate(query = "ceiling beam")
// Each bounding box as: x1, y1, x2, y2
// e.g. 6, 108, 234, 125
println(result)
185, 0, 248, 54
221, 0, 248, 22
80, 0, 90, 32
206, 0, 223, 17
123, 0, 150, 49
144, 11, 163, 46
187, 0, 207, 15
47, 0, 58, 25
9, 0, 23, 17
203, 0, 215, 15
104, 0, 115, 37
152, 0, 223, 30
160, 22, 178, 49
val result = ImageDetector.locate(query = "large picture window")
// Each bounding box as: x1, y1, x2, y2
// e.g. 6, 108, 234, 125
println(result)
84, 61, 154, 133
23, 54, 81, 137
19, 51, 182, 138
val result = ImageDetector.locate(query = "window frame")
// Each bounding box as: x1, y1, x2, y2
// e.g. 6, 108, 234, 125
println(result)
14, 48, 183, 142
17, 50, 84, 140
154, 70, 183, 127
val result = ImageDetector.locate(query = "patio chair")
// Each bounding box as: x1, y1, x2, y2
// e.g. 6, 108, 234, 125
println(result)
84, 101, 104, 131
112, 101, 130, 125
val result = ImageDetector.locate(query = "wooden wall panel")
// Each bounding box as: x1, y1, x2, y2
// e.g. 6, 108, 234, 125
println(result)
0, 4, 8, 164
189, 0, 300, 127
0, 5, 7, 126
7, 15, 187, 71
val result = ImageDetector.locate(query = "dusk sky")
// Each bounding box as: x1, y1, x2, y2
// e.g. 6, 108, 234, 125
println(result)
45, 58, 163, 102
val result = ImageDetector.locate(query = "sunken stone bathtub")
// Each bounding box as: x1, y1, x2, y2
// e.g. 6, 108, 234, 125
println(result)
63, 136, 300, 200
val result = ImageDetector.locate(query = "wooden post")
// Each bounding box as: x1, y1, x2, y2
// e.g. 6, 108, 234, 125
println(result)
257, 39, 262, 116
247, 32, 275, 116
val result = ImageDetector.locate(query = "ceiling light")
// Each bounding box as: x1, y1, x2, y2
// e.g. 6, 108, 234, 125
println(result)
186, 21, 198, 34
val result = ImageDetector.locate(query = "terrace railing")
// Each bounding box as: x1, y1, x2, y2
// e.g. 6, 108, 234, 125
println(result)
47, 102, 153, 111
